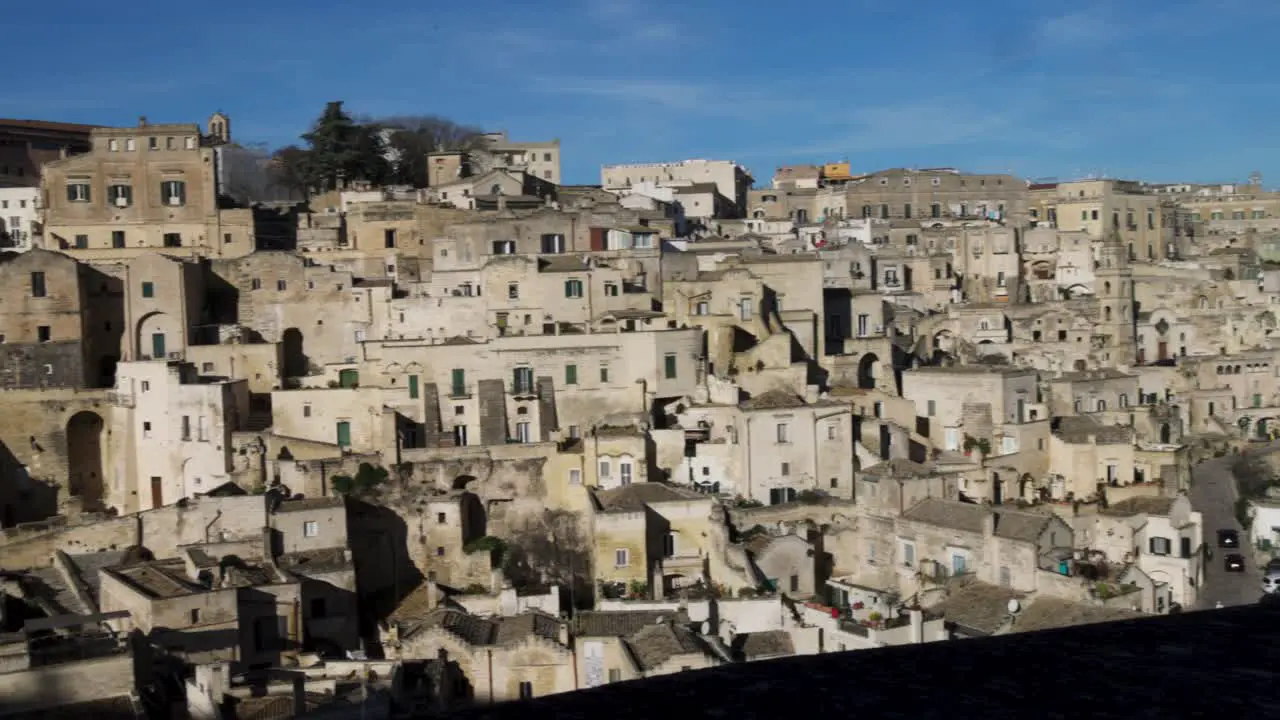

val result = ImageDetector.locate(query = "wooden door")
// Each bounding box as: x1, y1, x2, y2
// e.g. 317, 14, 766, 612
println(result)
150, 477, 163, 508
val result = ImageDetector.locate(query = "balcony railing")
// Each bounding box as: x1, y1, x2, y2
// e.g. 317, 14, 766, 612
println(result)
107, 391, 135, 408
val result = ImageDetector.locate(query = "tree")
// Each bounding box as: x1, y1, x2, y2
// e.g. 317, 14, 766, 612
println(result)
297, 101, 391, 192
268, 145, 312, 198
362, 115, 485, 188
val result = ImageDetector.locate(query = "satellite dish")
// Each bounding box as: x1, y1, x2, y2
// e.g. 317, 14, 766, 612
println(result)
1007, 598, 1021, 615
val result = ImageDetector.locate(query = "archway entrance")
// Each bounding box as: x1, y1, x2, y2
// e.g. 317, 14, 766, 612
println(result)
66, 411, 104, 504
857, 353, 879, 390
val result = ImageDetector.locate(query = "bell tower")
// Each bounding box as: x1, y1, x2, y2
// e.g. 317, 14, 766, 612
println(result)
207, 111, 231, 145
1094, 233, 1135, 363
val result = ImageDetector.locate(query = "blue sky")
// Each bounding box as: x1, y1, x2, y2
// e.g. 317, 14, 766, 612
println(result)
5, 0, 1278, 186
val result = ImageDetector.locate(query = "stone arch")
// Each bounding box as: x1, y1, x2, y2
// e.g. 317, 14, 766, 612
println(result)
932, 329, 955, 353
1258, 418, 1276, 440
137, 310, 180, 360
66, 411, 104, 504
1160, 423, 1171, 444
1019, 473, 1035, 501
857, 353, 879, 390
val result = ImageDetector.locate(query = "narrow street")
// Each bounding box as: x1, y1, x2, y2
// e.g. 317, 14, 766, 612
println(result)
1189, 444, 1280, 609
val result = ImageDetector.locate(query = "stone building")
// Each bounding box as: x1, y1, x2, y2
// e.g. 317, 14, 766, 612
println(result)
40, 116, 255, 259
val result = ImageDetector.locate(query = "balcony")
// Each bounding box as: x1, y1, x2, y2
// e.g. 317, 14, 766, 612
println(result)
510, 383, 539, 399
107, 391, 135, 408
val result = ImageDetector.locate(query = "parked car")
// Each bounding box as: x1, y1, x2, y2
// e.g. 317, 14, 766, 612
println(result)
1218, 529, 1240, 548
1225, 553, 1247, 572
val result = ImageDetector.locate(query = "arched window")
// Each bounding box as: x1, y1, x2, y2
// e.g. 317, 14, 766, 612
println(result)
1104, 307, 1112, 321
1097, 399, 1107, 411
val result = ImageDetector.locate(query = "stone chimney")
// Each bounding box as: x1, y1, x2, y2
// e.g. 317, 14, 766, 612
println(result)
139, 116, 148, 127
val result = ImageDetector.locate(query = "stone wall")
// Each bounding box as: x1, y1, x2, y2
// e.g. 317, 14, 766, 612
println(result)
0, 341, 87, 389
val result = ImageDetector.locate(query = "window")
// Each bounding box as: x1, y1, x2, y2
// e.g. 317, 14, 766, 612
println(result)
161, 180, 186, 206
74, 234, 88, 249
109, 184, 132, 207
112, 230, 126, 248
125, 138, 135, 151
508, 282, 519, 299
599, 459, 611, 480
565, 364, 578, 385
148, 136, 158, 150
604, 282, 619, 296
163, 233, 182, 247
599, 365, 610, 383
450, 369, 466, 397
66, 183, 90, 202
37, 326, 50, 343
927, 399, 937, 417
827, 424, 837, 440
166, 136, 175, 150
181, 416, 191, 441
663, 353, 677, 379
952, 553, 967, 575
250, 278, 262, 291
384, 229, 396, 248
30, 271, 46, 298
304, 521, 319, 537
615, 548, 629, 567
540, 233, 565, 254
492, 240, 515, 254
197, 416, 207, 441
276, 280, 287, 291
901, 541, 916, 567
608, 669, 622, 683
739, 297, 753, 321
141, 281, 154, 298
1149, 537, 1171, 556
519, 682, 534, 700
515, 422, 531, 443
776, 423, 790, 443
142, 421, 152, 439
569, 469, 582, 485
620, 461, 633, 485
780, 462, 790, 476
904, 203, 912, 218
564, 279, 584, 298
512, 366, 534, 394
108, 139, 119, 152
185, 136, 196, 150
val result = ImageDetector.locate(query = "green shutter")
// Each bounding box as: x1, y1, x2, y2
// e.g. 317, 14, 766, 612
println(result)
336, 421, 351, 447
565, 364, 577, 385
664, 354, 677, 379
564, 280, 573, 297
141, 282, 154, 298
409, 375, 420, 399
451, 369, 465, 396
339, 369, 359, 388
